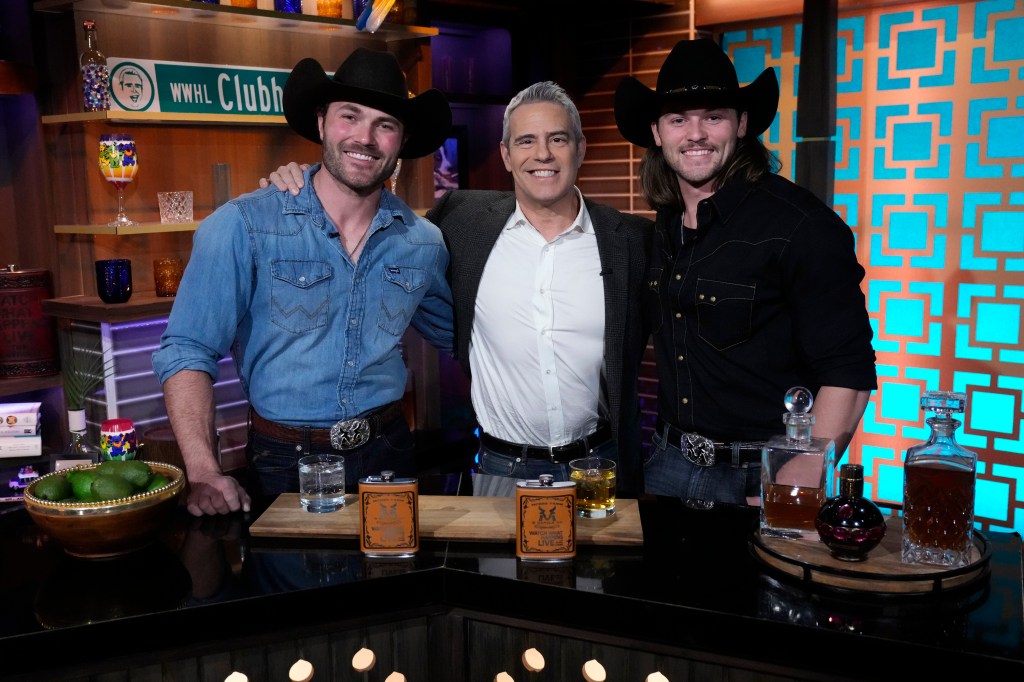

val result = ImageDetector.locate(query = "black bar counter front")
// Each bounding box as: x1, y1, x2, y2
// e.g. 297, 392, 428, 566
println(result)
1, 472, 1021, 682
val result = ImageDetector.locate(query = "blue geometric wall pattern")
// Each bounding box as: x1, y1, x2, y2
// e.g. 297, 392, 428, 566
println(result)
723, 0, 1024, 534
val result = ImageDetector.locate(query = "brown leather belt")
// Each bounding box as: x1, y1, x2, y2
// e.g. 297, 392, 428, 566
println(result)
657, 418, 764, 467
250, 401, 405, 451
480, 422, 612, 464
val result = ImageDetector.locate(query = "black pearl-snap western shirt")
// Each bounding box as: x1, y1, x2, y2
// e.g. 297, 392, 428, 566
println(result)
646, 173, 877, 443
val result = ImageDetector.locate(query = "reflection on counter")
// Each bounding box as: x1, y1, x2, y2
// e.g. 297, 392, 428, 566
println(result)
34, 543, 191, 629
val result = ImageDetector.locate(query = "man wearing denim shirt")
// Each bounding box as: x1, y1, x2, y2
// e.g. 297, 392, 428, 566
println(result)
152, 49, 454, 516
614, 39, 877, 505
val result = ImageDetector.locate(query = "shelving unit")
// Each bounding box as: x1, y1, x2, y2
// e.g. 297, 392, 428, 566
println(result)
0, 374, 63, 399
54, 222, 198, 235
37, 0, 438, 299
32, 0, 443, 450
41, 292, 175, 323
34, 0, 438, 41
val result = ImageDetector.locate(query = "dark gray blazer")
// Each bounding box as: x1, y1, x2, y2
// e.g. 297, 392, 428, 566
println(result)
427, 190, 652, 495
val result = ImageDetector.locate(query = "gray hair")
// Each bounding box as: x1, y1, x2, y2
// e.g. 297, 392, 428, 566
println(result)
501, 81, 584, 147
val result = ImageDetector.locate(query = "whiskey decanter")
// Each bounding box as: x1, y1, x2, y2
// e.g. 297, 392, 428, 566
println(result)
901, 390, 977, 567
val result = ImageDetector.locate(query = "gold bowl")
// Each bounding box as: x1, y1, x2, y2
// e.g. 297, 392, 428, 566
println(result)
23, 461, 185, 558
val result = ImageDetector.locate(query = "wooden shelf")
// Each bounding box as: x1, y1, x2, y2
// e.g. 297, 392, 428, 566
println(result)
54, 221, 199, 235
42, 292, 175, 323
0, 374, 62, 398
33, 0, 438, 42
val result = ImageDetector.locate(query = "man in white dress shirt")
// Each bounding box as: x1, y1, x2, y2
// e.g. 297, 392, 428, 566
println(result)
265, 82, 650, 495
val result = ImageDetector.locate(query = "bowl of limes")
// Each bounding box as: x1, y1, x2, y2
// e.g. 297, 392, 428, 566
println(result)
23, 460, 185, 558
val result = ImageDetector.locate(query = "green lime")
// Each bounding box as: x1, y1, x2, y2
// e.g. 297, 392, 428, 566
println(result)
146, 473, 170, 491
34, 475, 73, 502
91, 474, 135, 502
70, 470, 99, 502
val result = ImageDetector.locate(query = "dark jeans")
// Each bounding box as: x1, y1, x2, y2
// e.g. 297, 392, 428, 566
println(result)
644, 428, 760, 505
245, 416, 415, 498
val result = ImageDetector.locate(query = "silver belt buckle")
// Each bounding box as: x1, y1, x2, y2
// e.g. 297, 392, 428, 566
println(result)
681, 432, 716, 467
330, 417, 371, 450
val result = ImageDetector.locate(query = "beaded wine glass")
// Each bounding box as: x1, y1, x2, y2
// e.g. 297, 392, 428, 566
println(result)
98, 133, 139, 227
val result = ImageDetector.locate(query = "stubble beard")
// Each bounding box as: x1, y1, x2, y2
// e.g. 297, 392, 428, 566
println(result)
322, 142, 397, 195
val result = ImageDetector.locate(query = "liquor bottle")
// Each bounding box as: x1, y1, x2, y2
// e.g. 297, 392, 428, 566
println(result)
760, 386, 835, 538
815, 463, 886, 561
901, 391, 977, 567
62, 409, 100, 464
79, 20, 109, 112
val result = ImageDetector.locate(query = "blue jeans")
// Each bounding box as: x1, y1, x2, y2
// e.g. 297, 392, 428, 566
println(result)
477, 438, 618, 482
644, 428, 760, 505
246, 416, 416, 497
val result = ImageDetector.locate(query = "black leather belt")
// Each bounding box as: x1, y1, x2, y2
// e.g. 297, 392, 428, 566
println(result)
656, 418, 764, 467
250, 402, 405, 451
480, 423, 612, 464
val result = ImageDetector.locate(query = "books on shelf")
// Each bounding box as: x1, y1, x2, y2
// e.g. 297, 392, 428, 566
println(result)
0, 424, 39, 436
0, 402, 41, 427
0, 435, 42, 458
0, 403, 42, 441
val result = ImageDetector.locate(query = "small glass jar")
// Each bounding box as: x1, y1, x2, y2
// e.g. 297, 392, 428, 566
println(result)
153, 258, 184, 297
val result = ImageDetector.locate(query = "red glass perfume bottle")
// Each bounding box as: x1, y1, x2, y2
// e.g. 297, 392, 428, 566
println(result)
815, 464, 886, 562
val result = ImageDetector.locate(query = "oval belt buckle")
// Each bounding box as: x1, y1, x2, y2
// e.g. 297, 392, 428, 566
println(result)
330, 417, 371, 450
683, 432, 716, 467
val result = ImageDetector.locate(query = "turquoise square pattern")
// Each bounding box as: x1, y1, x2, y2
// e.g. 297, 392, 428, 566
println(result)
718, 2, 1022, 533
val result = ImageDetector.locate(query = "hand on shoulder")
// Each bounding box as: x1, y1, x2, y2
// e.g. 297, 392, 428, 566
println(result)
257, 162, 310, 195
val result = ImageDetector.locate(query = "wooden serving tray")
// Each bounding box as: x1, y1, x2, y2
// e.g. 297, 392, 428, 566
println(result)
250, 494, 643, 546
750, 525, 991, 594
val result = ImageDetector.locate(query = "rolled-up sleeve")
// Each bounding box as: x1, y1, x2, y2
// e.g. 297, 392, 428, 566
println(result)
152, 203, 255, 384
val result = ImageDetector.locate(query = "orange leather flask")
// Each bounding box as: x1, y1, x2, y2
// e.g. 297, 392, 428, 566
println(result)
359, 470, 419, 557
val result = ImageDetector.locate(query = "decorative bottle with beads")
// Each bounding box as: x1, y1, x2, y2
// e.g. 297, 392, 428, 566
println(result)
901, 390, 977, 567
79, 20, 109, 112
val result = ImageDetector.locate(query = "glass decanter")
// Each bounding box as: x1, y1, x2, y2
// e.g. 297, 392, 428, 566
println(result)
901, 390, 977, 567
815, 463, 886, 561
760, 387, 835, 538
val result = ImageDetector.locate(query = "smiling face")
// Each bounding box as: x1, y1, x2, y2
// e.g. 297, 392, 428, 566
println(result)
652, 106, 748, 198
123, 73, 143, 103
499, 102, 586, 215
318, 101, 404, 195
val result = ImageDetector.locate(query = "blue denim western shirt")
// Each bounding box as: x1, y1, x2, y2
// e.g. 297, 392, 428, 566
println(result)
153, 163, 454, 427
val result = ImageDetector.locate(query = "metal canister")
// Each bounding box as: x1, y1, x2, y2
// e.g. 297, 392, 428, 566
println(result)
0, 265, 59, 379
515, 475, 576, 561
358, 470, 419, 557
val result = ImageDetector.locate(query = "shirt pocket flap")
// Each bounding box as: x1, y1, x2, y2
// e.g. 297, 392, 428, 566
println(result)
697, 278, 755, 305
271, 260, 332, 289
383, 265, 426, 293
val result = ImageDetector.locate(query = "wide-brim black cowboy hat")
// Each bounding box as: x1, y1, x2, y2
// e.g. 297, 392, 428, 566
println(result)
284, 48, 452, 159
614, 38, 779, 148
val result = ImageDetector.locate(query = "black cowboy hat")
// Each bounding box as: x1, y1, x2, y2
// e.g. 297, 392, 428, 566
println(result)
284, 48, 452, 159
614, 38, 779, 148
